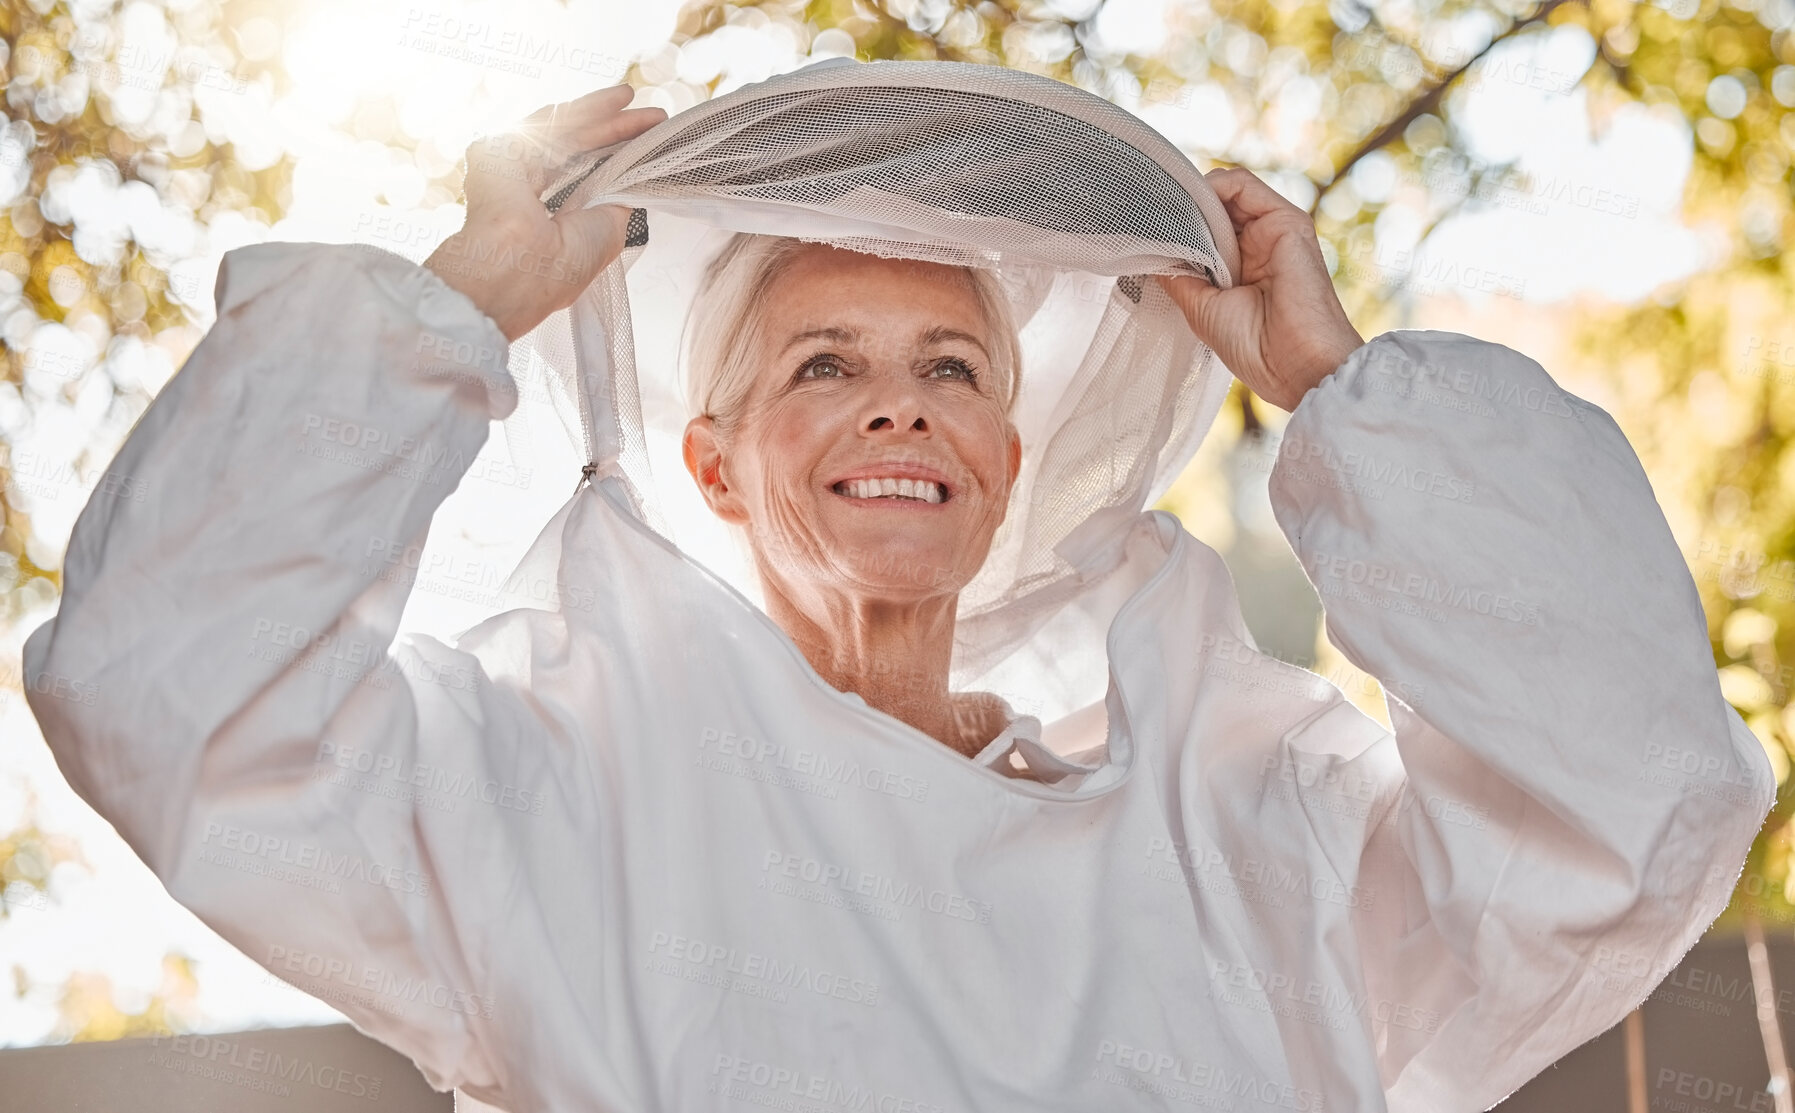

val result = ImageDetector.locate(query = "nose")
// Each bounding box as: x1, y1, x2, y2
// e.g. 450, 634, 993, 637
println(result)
859, 374, 931, 436
868, 413, 926, 433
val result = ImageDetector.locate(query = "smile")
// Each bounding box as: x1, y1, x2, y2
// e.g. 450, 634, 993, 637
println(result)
831, 477, 950, 505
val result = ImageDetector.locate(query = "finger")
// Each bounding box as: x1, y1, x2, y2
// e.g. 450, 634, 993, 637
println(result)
510, 106, 668, 190
1205, 167, 1304, 222
1152, 273, 1222, 345
555, 203, 637, 268
517, 82, 637, 130
526, 102, 658, 155
521, 86, 664, 158
471, 105, 666, 198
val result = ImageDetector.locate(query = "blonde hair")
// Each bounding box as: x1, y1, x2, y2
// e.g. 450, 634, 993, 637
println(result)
681, 234, 1023, 439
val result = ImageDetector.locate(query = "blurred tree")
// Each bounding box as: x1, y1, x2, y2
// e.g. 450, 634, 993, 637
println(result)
1, 789, 198, 1042
2, 0, 270, 1044
1, 0, 289, 623
0, 791, 87, 917
51, 954, 200, 1043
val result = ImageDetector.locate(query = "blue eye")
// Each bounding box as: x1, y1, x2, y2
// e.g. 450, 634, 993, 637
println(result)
934, 358, 981, 385
796, 355, 847, 380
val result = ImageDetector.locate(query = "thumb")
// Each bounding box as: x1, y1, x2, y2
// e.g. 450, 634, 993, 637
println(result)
552, 202, 637, 280
1153, 272, 1223, 347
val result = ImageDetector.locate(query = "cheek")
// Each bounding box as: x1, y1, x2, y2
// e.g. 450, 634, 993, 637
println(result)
745, 408, 826, 504
959, 413, 1016, 488
765, 423, 815, 474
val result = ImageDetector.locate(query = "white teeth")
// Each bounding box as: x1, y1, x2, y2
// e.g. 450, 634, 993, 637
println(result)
836, 477, 945, 503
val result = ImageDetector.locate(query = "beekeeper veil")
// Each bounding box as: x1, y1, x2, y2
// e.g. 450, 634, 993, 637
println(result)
491, 57, 1241, 728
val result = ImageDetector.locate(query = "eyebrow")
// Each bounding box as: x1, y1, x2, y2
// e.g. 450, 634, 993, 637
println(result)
780, 325, 991, 360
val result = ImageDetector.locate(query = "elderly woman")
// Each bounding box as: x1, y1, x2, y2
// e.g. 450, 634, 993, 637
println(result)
24, 80, 1772, 1113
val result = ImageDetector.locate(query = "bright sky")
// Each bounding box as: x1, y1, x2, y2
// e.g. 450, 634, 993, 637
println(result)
0, 0, 1723, 1046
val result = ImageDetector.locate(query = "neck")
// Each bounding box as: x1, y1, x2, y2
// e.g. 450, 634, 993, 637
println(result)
760, 575, 998, 757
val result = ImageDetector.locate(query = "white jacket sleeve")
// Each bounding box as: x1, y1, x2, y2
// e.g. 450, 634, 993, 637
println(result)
1264, 330, 1775, 1112
21, 241, 539, 1100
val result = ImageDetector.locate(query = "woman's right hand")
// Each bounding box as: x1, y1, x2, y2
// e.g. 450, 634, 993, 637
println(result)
424, 83, 667, 342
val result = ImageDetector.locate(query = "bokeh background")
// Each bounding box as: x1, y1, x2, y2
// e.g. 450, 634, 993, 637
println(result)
0, 0, 1791, 1102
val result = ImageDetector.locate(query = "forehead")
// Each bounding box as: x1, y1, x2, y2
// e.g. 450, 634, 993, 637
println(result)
760, 245, 987, 330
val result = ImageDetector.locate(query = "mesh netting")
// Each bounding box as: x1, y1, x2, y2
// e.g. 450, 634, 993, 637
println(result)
501, 57, 1240, 725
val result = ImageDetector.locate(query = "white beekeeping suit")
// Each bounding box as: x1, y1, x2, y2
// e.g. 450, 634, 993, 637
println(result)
23, 59, 1773, 1113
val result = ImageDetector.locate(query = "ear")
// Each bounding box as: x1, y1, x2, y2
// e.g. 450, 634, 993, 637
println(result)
682, 416, 751, 526
1006, 424, 1022, 488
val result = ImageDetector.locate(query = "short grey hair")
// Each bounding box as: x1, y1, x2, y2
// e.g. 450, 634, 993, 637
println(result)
681, 233, 1023, 440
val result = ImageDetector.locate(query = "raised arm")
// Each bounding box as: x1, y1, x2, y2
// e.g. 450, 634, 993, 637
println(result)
22, 238, 528, 1095
1264, 329, 1772, 1111
1157, 168, 1772, 1111
22, 85, 667, 1100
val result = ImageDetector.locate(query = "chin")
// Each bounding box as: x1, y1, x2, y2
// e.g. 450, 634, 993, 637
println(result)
832, 540, 966, 596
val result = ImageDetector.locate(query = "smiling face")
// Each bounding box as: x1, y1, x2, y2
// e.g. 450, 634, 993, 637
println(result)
682, 243, 1023, 604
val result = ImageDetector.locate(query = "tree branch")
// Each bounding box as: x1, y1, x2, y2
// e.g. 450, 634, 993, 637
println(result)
1240, 385, 1263, 438
1308, 0, 1584, 216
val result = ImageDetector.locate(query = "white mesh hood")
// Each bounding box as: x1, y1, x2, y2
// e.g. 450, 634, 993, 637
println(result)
502, 57, 1241, 727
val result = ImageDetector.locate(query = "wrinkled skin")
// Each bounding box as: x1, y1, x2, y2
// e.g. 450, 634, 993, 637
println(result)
679, 168, 1371, 757
683, 246, 1023, 757
422, 83, 1365, 760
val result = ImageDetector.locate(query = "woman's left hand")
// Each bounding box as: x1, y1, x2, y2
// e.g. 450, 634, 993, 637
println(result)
1153, 167, 1365, 413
